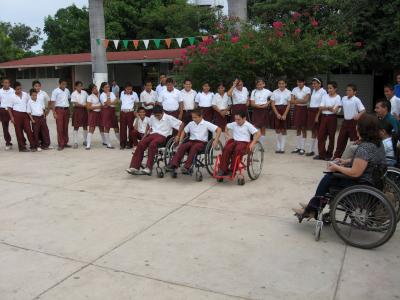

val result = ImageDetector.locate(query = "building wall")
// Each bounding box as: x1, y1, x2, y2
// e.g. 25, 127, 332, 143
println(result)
74, 65, 92, 88
17, 78, 60, 95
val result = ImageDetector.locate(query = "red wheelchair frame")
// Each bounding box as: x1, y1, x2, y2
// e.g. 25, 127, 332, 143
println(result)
213, 146, 249, 185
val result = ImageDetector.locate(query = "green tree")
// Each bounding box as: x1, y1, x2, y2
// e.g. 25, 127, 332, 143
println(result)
0, 22, 41, 52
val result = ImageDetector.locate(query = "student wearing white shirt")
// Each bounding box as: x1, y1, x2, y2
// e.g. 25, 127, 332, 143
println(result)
384, 84, 400, 120
271, 79, 292, 153
195, 82, 214, 122
0, 78, 15, 149
140, 80, 157, 117
166, 108, 222, 174
131, 107, 150, 147
32, 80, 51, 149
111, 80, 120, 98
379, 120, 398, 166
119, 82, 139, 150
227, 79, 249, 121
156, 74, 167, 96
291, 78, 311, 155
85, 84, 104, 150
180, 79, 197, 124
7, 82, 35, 152
333, 84, 366, 159
27, 89, 51, 151
71, 81, 88, 149
212, 82, 231, 132
126, 105, 184, 175
157, 77, 183, 119
50, 79, 71, 150
218, 110, 261, 176
250, 79, 272, 145
99, 81, 120, 149
315, 81, 342, 160
306, 77, 327, 156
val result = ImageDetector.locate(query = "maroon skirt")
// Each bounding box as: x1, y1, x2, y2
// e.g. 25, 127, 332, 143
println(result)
101, 107, 118, 129
88, 110, 101, 127
273, 105, 288, 130
214, 111, 228, 131
293, 105, 308, 129
252, 107, 268, 128
164, 109, 180, 119
231, 104, 248, 121
199, 107, 213, 122
72, 106, 88, 128
307, 107, 320, 131
183, 110, 193, 124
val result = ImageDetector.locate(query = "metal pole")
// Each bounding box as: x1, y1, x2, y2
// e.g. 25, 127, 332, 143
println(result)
89, 0, 108, 87
227, 0, 247, 22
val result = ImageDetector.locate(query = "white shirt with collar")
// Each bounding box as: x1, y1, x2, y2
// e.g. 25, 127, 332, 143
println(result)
0, 87, 15, 109
134, 116, 150, 134
158, 88, 181, 111
120, 90, 139, 110
180, 89, 197, 110
27, 98, 45, 116
184, 119, 218, 142
310, 88, 327, 108
232, 87, 249, 105
212, 93, 231, 110
156, 84, 166, 96
292, 86, 311, 106
341, 96, 365, 120
87, 94, 101, 112
51, 87, 70, 108
195, 92, 214, 108
140, 90, 157, 110
271, 88, 291, 105
8, 92, 30, 113
251, 88, 272, 105
227, 121, 258, 142
149, 113, 182, 137
71, 90, 88, 106
390, 95, 400, 116
320, 94, 341, 115
100, 92, 117, 107
37, 90, 50, 108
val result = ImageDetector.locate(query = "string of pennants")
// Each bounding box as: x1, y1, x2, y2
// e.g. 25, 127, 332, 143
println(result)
96, 35, 221, 50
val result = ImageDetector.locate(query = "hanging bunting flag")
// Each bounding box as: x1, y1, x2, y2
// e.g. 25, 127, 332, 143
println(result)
165, 38, 172, 48
188, 37, 195, 45
113, 40, 119, 49
153, 39, 161, 49
201, 36, 208, 42
103, 39, 109, 48
133, 40, 139, 49
176, 38, 183, 48
96, 38, 101, 45
143, 40, 150, 49
122, 40, 129, 48
212, 34, 218, 40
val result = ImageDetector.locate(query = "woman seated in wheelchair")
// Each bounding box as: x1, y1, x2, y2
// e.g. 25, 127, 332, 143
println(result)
379, 120, 399, 167
217, 110, 261, 176
126, 105, 184, 175
165, 108, 222, 174
292, 114, 387, 221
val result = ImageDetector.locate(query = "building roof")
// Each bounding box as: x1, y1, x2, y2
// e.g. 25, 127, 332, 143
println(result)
0, 49, 182, 69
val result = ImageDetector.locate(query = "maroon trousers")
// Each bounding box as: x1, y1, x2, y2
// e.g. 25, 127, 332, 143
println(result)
220, 140, 248, 173
171, 140, 206, 169
130, 133, 166, 169
120, 111, 135, 148
55, 107, 70, 147
318, 114, 337, 159
131, 129, 144, 146
199, 107, 213, 122
0, 108, 12, 145
32, 116, 50, 148
164, 110, 180, 119
12, 111, 35, 150
334, 119, 358, 159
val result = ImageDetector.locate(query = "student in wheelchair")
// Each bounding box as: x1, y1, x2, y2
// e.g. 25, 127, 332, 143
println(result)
292, 114, 387, 220
165, 108, 222, 175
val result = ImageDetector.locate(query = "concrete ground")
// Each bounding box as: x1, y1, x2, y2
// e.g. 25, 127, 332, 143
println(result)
0, 119, 399, 300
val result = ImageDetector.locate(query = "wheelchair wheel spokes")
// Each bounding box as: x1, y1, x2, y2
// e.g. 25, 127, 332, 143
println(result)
383, 178, 400, 222
205, 140, 223, 176
247, 142, 264, 180
331, 186, 396, 249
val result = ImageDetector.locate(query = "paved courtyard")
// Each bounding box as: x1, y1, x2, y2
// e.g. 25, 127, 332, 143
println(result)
0, 119, 399, 300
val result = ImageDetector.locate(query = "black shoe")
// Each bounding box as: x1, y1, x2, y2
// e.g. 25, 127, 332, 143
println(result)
126, 145, 132, 149
57, 146, 64, 151
165, 165, 176, 172
280, 150, 285, 154
120, 146, 125, 150
275, 150, 280, 154
64, 144, 72, 148
180, 166, 190, 175
299, 149, 306, 155
313, 155, 324, 160
19, 148, 29, 152
291, 148, 300, 154
306, 151, 315, 157
325, 157, 332, 161
103, 143, 108, 146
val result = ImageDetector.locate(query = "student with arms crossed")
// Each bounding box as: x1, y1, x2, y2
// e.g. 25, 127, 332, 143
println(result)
71, 81, 88, 149
0, 78, 15, 149
119, 82, 139, 150
140, 80, 157, 117
180, 79, 197, 124
250, 78, 271, 145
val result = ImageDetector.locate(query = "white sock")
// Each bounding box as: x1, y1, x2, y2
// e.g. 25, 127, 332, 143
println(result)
100, 132, 106, 143
115, 132, 120, 142
309, 138, 316, 153
83, 130, 88, 142
73, 130, 78, 144
296, 135, 302, 149
281, 135, 286, 151
300, 137, 306, 150
105, 133, 112, 147
259, 135, 266, 145
86, 133, 92, 148
276, 133, 282, 151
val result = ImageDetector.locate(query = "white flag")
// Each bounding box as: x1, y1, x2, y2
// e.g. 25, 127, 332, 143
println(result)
143, 40, 150, 49
113, 40, 119, 49
176, 38, 183, 48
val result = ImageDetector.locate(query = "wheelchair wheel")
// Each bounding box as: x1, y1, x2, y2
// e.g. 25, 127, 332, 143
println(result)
383, 178, 400, 222
386, 167, 400, 186
163, 137, 176, 167
237, 177, 245, 186
314, 221, 323, 241
205, 140, 223, 176
247, 142, 264, 180
330, 185, 397, 249
156, 167, 164, 178
195, 171, 203, 182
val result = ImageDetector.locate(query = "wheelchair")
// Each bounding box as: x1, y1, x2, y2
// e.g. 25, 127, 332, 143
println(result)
152, 135, 176, 178
213, 141, 264, 185
384, 166, 400, 222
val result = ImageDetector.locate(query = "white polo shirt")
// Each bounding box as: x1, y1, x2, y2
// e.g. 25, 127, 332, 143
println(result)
134, 116, 150, 134
87, 94, 101, 112
184, 119, 218, 142
341, 96, 365, 120
37, 90, 50, 108
232, 87, 249, 105
156, 84, 166, 96
120, 91, 139, 110
0, 87, 15, 109
50, 87, 70, 108
292, 86, 311, 106
227, 121, 258, 142
27, 99, 45, 116
320, 94, 341, 115
100, 92, 117, 107
8, 92, 30, 113
71, 90, 88, 106
310, 88, 327, 108
180, 89, 197, 110
158, 88, 181, 111
195, 92, 214, 108
140, 90, 157, 110
271, 88, 291, 105
250, 88, 272, 105
212, 93, 231, 110
390, 96, 400, 116
149, 113, 182, 137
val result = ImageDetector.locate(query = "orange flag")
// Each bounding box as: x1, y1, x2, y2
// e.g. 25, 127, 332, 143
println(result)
201, 36, 209, 42
103, 39, 109, 48
133, 40, 139, 49
165, 38, 172, 48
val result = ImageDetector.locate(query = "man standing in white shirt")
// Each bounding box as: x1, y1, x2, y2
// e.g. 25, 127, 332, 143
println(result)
384, 84, 400, 120
140, 80, 157, 117
32, 80, 52, 149
111, 80, 120, 98
119, 82, 139, 149
71, 81, 88, 148
156, 74, 167, 96
50, 79, 71, 151
0, 78, 15, 149
195, 82, 214, 122
157, 77, 183, 119
180, 79, 197, 124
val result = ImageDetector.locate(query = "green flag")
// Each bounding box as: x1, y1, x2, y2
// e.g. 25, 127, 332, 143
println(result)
96, 39, 101, 45
154, 39, 161, 48
188, 37, 195, 45
122, 40, 129, 48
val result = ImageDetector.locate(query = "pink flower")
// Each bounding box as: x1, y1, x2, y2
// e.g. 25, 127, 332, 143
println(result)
310, 18, 319, 27
355, 41, 363, 48
272, 21, 284, 29
187, 45, 196, 51
275, 30, 284, 38
317, 40, 324, 48
199, 47, 208, 55
231, 36, 240, 43
291, 12, 301, 21
327, 39, 337, 47
294, 28, 302, 35
181, 55, 187, 60
181, 49, 187, 55
173, 59, 181, 65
